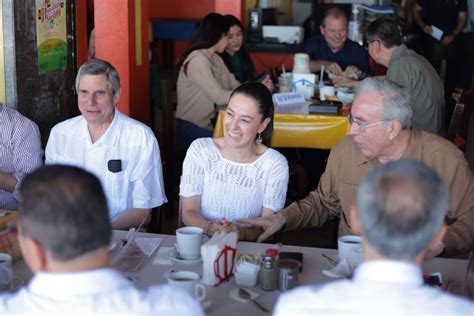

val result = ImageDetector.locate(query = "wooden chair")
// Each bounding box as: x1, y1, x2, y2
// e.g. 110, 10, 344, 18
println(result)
447, 88, 474, 150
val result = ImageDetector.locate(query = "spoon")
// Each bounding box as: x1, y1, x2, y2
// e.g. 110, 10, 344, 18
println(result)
238, 288, 269, 313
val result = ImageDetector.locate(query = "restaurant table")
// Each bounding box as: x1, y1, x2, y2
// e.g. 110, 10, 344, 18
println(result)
213, 110, 350, 149
12, 231, 469, 315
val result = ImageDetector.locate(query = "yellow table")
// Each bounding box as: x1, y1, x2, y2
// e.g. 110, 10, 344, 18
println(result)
212, 110, 350, 149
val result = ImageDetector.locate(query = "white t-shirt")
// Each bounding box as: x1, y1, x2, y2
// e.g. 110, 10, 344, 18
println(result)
180, 138, 289, 222
274, 260, 474, 315
0, 268, 203, 315
45, 109, 167, 222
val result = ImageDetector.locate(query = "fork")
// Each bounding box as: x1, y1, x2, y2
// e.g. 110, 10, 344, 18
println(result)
238, 288, 269, 313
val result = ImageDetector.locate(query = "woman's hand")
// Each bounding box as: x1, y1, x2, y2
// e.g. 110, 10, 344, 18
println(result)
261, 75, 274, 93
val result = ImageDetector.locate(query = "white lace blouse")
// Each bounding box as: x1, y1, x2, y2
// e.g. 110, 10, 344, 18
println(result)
180, 138, 289, 222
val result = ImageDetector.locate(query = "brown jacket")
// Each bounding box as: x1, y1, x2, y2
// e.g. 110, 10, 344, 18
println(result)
282, 128, 474, 257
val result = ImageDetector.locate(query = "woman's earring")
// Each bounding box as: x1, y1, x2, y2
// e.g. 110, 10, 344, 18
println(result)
256, 133, 262, 144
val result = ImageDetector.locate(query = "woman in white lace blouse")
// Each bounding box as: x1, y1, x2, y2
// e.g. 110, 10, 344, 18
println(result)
180, 82, 289, 241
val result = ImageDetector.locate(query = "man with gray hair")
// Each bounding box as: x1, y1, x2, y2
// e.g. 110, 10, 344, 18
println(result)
335, 17, 445, 135
240, 77, 474, 257
274, 160, 474, 315
46, 59, 167, 230
0, 165, 201, 315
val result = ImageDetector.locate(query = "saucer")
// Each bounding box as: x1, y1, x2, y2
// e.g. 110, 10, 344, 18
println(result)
201, 297, 212, 311
171, 253, 203, 264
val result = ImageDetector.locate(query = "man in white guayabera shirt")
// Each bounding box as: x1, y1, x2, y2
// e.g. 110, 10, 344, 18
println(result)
274, 160, 474, 315
45, 59, 166, 230
0, 165, 202, 315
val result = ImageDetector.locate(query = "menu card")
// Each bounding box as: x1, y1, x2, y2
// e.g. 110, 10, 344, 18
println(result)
111, 236, 163, 272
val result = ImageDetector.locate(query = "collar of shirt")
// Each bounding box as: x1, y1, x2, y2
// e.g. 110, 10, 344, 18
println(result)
82, 107, 122, 147
28, 268, 131, 298
353, 260, 424, 286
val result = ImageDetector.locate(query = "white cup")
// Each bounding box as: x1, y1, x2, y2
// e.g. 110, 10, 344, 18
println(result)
176, 226, 203, 260
0, 253, 13, 291
167, 271, 206, 301
319, 85, 336, 101
338, 235, 363, 269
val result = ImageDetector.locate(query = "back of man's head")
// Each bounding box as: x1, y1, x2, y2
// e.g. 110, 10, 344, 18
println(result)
366, 17, 402, 48
19, 165, 111, 262
357, 159, 448, 260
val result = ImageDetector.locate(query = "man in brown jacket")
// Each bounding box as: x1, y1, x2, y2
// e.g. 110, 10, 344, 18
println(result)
240, 77, 473, 258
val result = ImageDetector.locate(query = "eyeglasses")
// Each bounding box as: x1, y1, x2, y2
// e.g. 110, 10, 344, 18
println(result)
348, 113, 387, 133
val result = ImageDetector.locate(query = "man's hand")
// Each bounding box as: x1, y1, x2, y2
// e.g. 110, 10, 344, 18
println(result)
441, 34, 455, 46
332, 76, 358, 88
237, 213, 286, 242
327, 63, 343, 76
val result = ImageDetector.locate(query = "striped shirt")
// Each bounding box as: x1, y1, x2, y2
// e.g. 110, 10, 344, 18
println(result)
0, 103, 43, 210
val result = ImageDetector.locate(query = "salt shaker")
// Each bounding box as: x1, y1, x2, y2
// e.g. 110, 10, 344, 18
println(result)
259, 254, 278, 291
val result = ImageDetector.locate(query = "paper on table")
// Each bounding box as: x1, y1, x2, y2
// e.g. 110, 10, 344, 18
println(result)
112, 236, 163, 272
430, 25, 443, 41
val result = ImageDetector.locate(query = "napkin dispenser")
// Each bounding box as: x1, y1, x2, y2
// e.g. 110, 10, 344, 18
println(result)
201, 232, 237, 286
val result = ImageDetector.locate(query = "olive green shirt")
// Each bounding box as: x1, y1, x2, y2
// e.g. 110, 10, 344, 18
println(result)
386, 45, 445, 134
282, 128, 474, 257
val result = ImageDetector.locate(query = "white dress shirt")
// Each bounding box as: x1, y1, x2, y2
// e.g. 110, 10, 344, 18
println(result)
0, 268, 203, 315
45, 109, 167, 222
274, 260, 474, 315
180, 138, 289, 222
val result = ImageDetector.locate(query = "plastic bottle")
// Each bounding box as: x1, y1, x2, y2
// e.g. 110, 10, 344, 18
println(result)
259, 254, 278, 291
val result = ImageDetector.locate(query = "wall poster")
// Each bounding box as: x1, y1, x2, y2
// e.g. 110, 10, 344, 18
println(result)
36, 0, 67, 74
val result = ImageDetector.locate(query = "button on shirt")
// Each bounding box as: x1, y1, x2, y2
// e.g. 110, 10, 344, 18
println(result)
45, 109, 167, 222
302, 35, 372, 76
0, 268, 203, 315
274, 260, 474, 315
0, 104, 42, 210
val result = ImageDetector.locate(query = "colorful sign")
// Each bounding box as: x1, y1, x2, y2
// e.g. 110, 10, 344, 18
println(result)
36, 0, 67, 74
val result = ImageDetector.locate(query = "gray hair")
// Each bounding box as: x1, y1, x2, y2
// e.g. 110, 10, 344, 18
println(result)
321, 7, 348, 28
355, 77, 413, 129
357, 159, 448, 260
75, 59, 120, 96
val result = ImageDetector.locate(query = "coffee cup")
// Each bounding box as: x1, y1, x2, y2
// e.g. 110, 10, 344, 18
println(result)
167, 271, 206, 301
176, 226, 203, 260
319, 85, 336, 101
278, 73, 292, 93
0, 253, 13, 291
277, 259, 301, 292
337, 235, 363, 269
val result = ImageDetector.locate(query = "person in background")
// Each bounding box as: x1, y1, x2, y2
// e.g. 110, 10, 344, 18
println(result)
239, 77, 474, 258
219, 15, 274, 87
457, 0, 474, 90
46, 59, 167, 230
337, 17, 445, 135
180, 82, 288, 241
0, 103, 42, 210
0, 165, 202, 315
412, 0, 467, 111
177, 13, 273, 155
219, 15, 255, 83
274, 159, 474, 315
302, 6, 371, 80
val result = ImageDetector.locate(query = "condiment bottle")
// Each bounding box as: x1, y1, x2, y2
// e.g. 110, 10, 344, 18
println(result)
259, 254, 278, 291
